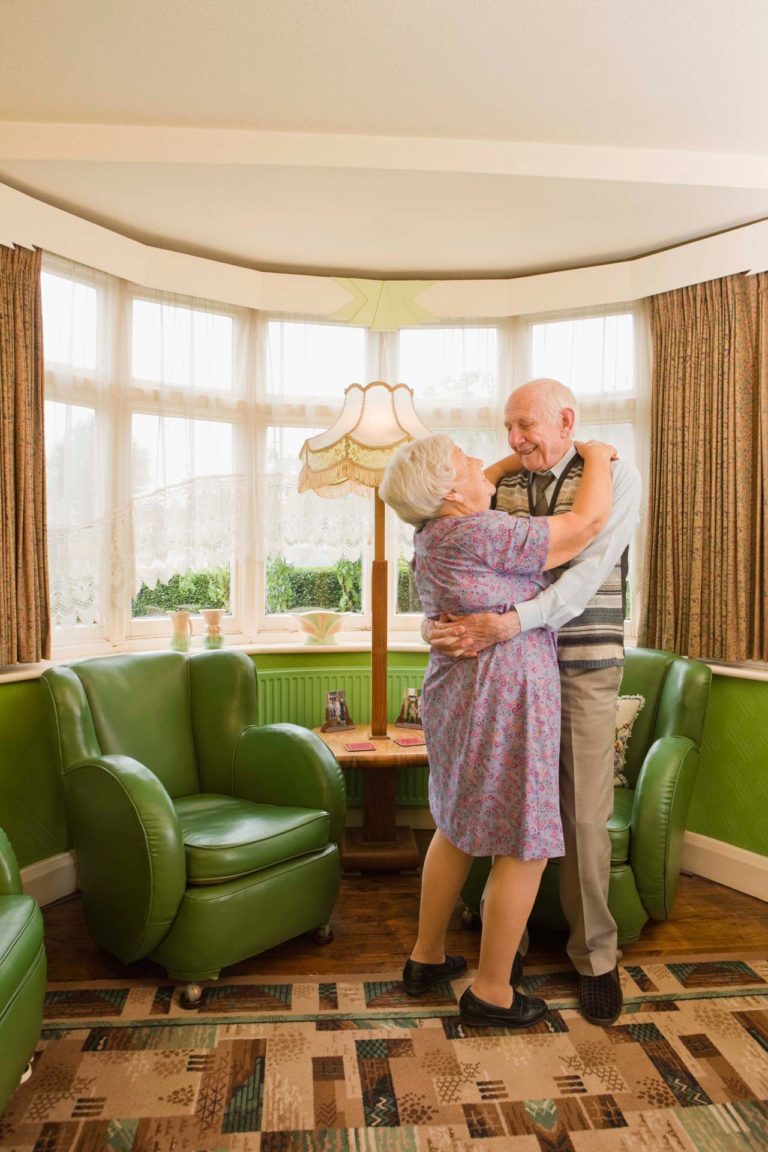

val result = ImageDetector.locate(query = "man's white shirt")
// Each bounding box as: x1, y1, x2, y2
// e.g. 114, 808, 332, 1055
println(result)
513, 445, 642, 634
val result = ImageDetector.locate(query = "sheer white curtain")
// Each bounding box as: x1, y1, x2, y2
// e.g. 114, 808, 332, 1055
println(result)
127, 289, 247, 600
43, 256, 249, 632
257, 315, 371, 579
523, 303, 643, 455
43, 258, 114, 628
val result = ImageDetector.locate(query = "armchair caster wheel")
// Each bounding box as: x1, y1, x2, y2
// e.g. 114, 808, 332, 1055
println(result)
312, 921, 334, 945
180, 982, 204, 1009
461, 906, 481, 929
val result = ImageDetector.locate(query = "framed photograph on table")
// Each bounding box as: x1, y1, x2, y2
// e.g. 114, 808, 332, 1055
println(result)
395, 687, 422, 729
321, 689, 354, 732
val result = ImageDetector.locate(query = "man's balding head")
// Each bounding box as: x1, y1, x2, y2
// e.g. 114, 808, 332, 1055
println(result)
503, 378, 577, 472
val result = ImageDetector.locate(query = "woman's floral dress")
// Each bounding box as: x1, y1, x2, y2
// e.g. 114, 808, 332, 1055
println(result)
415, 511, 564, 860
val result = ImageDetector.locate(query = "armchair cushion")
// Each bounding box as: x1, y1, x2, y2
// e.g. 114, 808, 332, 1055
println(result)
175, 794, 332, 883
613, 694, 645, 786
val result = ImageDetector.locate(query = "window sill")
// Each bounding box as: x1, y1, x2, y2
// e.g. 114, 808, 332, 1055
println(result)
0, 632, 430, 686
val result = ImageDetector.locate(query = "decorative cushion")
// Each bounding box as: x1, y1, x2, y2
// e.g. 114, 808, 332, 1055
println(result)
613, 694, 645, 786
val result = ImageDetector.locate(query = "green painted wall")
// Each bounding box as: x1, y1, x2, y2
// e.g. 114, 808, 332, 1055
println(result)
0, 679, 68, 868
1, 654, 766, 871
689, 672, 768, 854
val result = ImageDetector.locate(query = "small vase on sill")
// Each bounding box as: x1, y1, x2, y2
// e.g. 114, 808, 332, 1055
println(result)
169, 610, 193, 653
201, 608, 225, 649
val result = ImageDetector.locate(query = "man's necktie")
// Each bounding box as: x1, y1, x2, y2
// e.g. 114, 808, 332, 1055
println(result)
531, 471, 554, 517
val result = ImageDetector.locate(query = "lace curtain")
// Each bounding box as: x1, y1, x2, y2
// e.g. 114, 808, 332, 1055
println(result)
44, 258, 251, 627
258, 316, 373, 566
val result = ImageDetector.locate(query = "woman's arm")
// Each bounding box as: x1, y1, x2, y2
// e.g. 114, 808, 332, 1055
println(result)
544, 442, 614, 570
484, 452, 522, 487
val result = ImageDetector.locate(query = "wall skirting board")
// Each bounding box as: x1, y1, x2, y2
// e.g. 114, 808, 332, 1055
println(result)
20, 850, 77, 907
681, 832, 768, 903
20, 830, 766, 909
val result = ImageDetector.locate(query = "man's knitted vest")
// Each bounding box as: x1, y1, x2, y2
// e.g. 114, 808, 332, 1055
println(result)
494, 453, 627, 669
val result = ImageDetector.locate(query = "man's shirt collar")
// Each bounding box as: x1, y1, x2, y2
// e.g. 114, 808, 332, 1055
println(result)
532, 443, 577, 481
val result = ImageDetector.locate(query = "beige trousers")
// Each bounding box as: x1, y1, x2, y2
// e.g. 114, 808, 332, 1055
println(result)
558, 663, 622, 976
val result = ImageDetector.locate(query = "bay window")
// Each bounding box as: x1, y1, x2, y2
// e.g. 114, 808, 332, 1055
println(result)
42, 253, 644, 654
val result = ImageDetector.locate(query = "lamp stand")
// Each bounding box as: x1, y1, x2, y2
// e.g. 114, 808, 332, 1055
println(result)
369, 488, 388, 738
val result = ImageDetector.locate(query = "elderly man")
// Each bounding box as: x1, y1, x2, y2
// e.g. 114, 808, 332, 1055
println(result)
426, 377, 642, 1026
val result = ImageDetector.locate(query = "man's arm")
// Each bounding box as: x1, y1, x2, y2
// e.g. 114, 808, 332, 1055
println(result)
426, 459, 641, 656
515, 458, 641, 633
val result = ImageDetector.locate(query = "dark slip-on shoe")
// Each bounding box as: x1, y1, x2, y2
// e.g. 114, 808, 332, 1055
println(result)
459, 986, 548, 1029
578, 966, 623, 1025
402, 953, 467, 996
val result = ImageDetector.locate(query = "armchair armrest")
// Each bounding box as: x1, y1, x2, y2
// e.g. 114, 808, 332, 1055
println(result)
0, 828, 22, 897
233, 723, 347, 847
630, 735, 700, 921
64, 754, 186, 963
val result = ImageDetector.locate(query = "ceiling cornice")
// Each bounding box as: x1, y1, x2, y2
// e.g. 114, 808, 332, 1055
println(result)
3, 123, 768, 190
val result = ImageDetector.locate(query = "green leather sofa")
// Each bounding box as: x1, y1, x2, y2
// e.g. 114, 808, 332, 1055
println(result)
43, 650, 345, 1004
461, 647, 712, 945
0, 827, 46, 1115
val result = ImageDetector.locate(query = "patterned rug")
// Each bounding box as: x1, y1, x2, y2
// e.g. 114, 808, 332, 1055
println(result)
2, 954, 768, 1151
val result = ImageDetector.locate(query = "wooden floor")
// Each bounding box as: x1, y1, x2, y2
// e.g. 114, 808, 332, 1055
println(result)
42, 834, 768, 983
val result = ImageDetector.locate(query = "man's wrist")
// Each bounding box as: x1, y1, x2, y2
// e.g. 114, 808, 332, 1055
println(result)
498, 609, 520, 641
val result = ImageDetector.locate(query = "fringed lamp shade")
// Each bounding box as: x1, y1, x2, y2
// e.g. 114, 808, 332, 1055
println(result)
298, 382, 432, 496
299, 382, 432, 737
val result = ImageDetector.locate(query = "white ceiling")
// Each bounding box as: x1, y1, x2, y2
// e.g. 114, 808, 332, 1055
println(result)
2, 0, 768, 280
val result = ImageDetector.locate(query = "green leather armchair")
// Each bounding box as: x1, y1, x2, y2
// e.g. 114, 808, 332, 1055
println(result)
43, 650, 346, 1003
0, 827, 46, 1115
461, 647, 712, 945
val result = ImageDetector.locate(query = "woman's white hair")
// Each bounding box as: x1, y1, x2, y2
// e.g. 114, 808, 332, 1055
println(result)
379, 434, 458, 527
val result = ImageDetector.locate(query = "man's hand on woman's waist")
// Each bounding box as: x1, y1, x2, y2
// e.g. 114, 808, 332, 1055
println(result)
421, 610, 521, 658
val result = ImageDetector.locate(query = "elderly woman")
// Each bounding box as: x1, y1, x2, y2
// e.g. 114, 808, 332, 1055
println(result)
379, 434, 614, 1028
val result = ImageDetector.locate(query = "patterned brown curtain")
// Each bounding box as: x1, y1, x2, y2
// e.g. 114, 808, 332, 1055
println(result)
0, 246, 50, 664
641, 272, 768, 662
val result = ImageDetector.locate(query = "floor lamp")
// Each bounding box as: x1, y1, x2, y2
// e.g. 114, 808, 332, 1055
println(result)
298, 381, 432, 738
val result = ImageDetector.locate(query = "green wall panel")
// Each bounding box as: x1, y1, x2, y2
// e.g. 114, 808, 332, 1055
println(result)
0, 679, 68, 868
689, 674, 768, 856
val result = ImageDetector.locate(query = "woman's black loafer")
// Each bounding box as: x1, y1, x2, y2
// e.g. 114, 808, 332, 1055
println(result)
402, 953, 467, 995
459, 986, 548, 1029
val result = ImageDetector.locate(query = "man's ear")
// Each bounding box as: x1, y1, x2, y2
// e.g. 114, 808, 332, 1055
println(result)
560, 407, 576, 437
